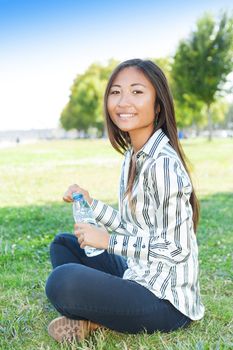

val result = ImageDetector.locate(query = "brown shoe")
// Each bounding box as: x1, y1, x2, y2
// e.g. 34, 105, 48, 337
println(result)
47, 316, 101, 342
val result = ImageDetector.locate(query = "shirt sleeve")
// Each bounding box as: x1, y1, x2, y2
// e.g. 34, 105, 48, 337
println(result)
90, 199, 149, 259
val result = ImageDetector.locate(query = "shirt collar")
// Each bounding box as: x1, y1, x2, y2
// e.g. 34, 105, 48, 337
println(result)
126, 128, 169, 160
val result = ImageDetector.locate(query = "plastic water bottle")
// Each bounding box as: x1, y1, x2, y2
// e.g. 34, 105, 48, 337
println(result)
72, 192, 104, 257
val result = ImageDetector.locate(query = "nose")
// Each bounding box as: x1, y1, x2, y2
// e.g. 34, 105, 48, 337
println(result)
117, 92, 131, 107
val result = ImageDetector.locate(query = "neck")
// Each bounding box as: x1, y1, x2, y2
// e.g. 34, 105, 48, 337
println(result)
129, 127, 154, 153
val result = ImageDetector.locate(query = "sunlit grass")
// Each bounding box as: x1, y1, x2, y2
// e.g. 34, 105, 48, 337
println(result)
0, 138, 232, 349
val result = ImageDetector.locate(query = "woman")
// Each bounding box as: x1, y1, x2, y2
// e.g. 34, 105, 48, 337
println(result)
45, 59, 205, 343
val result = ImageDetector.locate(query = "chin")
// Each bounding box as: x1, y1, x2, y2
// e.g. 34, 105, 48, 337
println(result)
114, 122, 137, 133
118, 126, 135, 133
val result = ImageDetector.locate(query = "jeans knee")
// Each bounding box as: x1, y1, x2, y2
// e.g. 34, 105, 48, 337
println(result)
49, 232, 74, 253
45, 263, 87, 305
45, 267, 59, 303
51, 232, 72, 244
45, 264, 73, 304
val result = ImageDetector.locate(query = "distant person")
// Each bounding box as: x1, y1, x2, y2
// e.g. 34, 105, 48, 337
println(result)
178, 130, 184, 139
16, 137, 20, 144
45, 59, 205, 343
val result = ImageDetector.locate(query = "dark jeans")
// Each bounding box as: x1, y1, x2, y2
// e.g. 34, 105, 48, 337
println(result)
45, 233, 192, 334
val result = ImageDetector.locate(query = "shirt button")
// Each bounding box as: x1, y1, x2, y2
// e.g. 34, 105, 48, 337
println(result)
142, 244, 146, 248
114, 240, 117, 245
133, 243, 137, 247
123, 242, 127, 246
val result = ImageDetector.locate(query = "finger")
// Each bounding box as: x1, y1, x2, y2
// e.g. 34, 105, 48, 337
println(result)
74, 227, 81, 236
78, 235, 83, 244
70, 184, 82, 194
63, 196, 73, 202
63, 185, 81, 202
75, 232, 84, 239
74, 223, 88, 229
80, 242, 86, 249
79, 240, 85, 248
74, 226, 86, 236
74, 223, 81, 229
77, 232, 83, 241
63, 191, 73, 202
78, 235, 86, 248
71, 184, 80, 190
74, 227, 82, 235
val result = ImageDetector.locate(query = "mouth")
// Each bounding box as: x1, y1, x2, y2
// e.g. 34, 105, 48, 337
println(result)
117, 113, 136, 120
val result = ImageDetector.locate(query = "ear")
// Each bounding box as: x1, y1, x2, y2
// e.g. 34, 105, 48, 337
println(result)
156, 104, 161, 116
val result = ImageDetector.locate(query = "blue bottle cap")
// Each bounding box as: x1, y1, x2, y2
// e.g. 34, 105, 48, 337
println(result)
72, 192, 83, 201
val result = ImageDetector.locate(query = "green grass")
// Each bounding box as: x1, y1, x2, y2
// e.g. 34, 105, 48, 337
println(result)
0, 138, 233, 350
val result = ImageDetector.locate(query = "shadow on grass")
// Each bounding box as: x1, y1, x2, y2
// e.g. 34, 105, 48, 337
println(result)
0, 192, 232, 278
0, 192, 232, 253
0, 194, 232, 349
197, 192, 233, 283
0, 201, 118, 264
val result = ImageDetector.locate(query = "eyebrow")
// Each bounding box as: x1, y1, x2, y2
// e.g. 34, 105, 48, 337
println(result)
110, 83, 146, 88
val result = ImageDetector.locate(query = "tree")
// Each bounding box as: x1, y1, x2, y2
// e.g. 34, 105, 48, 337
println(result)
61, 72, 103, 135
60, 59, 119, 136
209, 99, 229, 126
172, 12, 233, 140
174, 95, 206, 133
149, 57, 172, 83
225, 102, 233, 129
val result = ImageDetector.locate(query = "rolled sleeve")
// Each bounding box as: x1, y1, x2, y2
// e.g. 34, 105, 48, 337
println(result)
90, 198, 145, 236
90, 199, 120, 230
91, 198, 150, 260
108, 233, 149, 260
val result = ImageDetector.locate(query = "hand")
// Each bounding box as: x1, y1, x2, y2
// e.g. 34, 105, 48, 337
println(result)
74, 223, 110, 250
63, 184, 93, 205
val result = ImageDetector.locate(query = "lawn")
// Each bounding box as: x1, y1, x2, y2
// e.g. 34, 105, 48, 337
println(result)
0, 138, 232, 350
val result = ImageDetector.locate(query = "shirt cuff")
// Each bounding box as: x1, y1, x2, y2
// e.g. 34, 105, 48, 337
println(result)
90, 198, 98, 210
107, 233, 149, 260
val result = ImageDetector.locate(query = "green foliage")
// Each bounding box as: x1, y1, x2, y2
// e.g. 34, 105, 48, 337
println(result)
60, 59, 119, 135
60, 12, 233, 137
149, 56, 172, 83
61, 74, 103, 133
172, 12, 233, 135
209, 99, 229, 124
0, 139, 233, 349
174, 95, 206, 128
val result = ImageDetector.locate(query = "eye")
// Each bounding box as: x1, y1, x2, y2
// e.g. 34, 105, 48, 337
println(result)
109, 90, 120, 95
132, 90, 143, 94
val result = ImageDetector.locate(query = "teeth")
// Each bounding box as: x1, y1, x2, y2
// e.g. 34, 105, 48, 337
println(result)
119, 113, 134, 118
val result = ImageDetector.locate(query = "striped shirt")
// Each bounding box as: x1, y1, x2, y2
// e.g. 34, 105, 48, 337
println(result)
90, 128, 205, 320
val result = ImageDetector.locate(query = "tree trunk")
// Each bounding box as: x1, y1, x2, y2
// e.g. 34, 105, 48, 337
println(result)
194, 123, 200, 137
207, 104, 212, 141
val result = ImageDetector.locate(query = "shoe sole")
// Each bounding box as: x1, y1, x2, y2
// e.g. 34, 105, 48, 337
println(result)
48, 316, 88, 342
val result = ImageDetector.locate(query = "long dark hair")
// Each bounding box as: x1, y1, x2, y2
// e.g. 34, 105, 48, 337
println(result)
103, 59, 199, 233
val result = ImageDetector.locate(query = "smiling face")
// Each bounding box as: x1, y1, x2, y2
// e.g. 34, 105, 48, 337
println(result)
107, 67, 157, 145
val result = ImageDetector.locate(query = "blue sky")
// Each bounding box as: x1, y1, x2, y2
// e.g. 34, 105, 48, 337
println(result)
0, 0, 232, 131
